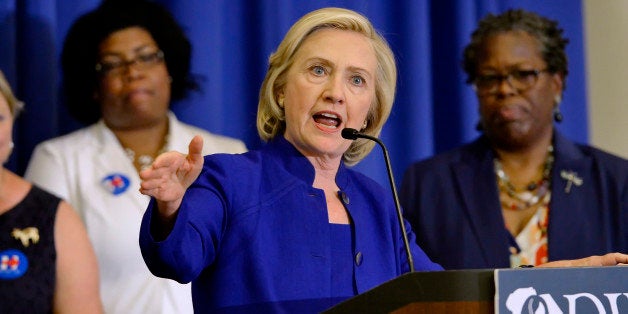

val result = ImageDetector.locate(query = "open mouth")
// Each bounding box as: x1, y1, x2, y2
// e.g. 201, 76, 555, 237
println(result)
313, 112, 342, 129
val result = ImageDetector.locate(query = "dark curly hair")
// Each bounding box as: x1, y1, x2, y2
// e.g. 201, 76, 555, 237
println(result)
462, 9, 569, 90
61, 0, 197, 125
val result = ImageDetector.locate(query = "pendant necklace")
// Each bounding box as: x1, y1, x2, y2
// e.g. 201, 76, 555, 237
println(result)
494, 145, 554, 211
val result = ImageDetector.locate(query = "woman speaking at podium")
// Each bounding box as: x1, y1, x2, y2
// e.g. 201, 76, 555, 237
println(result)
138, 7, 442, 313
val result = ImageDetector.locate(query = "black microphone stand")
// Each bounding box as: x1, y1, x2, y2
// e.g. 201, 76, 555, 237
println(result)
341, 128, 415, 272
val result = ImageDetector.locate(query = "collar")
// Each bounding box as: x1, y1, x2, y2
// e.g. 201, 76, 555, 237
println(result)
94, 110, 178, 150
551, 130, 586, 164
265, 136, 351, 189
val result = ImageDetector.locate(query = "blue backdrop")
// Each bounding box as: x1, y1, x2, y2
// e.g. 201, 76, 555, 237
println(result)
1, 0, 587, 190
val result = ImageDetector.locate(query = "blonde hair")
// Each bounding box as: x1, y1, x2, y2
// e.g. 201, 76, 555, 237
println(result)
0, 70, 24, 117
256, 7, 397, 165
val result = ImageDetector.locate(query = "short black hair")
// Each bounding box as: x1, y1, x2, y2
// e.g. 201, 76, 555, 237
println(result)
462, 9, 569, 89
61, 0, 197, 125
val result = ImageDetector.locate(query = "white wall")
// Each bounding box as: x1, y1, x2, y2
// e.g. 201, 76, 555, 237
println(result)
584, 1, 628, 158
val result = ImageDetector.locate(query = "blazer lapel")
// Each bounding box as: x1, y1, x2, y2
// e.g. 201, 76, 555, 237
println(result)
547, 132, 594, 259
452, 143, 511, 267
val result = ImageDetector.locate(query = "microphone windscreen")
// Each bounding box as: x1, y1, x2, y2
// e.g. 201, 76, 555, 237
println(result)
341, 128, 359, 140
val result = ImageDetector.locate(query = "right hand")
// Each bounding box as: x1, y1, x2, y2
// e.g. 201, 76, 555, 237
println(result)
139, 135, 204, 218
538, 252, 628, 268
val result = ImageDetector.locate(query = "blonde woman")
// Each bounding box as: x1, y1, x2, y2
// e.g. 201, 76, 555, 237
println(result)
0, 71, 102, 312
138, 7, 441, 313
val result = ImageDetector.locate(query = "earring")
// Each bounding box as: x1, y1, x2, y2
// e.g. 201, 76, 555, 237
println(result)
553, 95, 563, 123
8, 141, 14, 157
361, 120, 368, 130
553, 106, 563, 123
277, 96, 284, 108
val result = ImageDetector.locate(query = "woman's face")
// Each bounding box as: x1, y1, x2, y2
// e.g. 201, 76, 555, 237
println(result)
281, 28, 377, 161
0, 93, 14, 165
476, 31, 563, 150
96, 26, 171, 131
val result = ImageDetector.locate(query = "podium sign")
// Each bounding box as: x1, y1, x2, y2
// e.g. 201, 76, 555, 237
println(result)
495, 267, 628, 313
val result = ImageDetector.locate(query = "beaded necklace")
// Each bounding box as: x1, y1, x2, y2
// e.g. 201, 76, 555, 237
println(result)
124, 137, 168, 171
494, 145, 554, 211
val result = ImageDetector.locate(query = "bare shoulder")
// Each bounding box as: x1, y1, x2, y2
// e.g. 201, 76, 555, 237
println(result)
55, 201, 82, 228
54, 200, 103, 313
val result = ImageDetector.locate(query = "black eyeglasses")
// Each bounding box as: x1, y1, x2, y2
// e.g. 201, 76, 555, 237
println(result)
473, 69, 549, 95
95, 50, 165, 76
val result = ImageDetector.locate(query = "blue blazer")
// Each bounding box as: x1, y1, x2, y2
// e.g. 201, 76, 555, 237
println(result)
140, 137, 441, 313
400, 131, 628, 270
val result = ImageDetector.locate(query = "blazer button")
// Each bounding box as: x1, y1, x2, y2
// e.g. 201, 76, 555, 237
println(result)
354, 252, 363, 266
339, 191, 350, 204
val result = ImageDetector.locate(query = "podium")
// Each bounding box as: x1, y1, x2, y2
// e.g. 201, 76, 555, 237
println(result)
323, 269, 495, 313
323, 266, 628, 313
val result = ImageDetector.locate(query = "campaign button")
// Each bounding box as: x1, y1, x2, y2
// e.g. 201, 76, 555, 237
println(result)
0, 249, 28, 280
101, 173, 131, 195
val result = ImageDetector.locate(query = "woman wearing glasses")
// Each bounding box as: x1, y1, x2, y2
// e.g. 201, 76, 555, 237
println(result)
400, 9, 627, 270
25, 0, 246, 313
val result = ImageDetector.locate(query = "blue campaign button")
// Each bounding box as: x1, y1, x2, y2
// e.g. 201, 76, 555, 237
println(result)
0, 249, 29, 280
101, 173, 131, 195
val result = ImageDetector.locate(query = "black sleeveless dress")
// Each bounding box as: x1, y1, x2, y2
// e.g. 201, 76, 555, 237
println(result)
0, 186, 59, 313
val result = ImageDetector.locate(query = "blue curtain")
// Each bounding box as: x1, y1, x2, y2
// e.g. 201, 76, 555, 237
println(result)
1, 0, 587, 190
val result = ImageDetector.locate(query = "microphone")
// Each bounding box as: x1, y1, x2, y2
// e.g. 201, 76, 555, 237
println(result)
341, 128, 415, 272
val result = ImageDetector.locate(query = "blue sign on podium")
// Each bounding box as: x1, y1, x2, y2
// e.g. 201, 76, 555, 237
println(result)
495, 266, 628, 313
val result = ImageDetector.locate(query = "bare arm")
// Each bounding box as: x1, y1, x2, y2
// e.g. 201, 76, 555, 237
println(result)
53, 201, 102, 313
538, 252, 628, 268
139, 135, 204, 238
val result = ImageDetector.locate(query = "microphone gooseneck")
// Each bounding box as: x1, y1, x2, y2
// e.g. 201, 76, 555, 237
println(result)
341, 128, 415, 273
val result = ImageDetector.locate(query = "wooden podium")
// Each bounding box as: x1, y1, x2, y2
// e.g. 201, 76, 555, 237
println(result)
323, 269, 495, 313
323, 266, 628, 313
